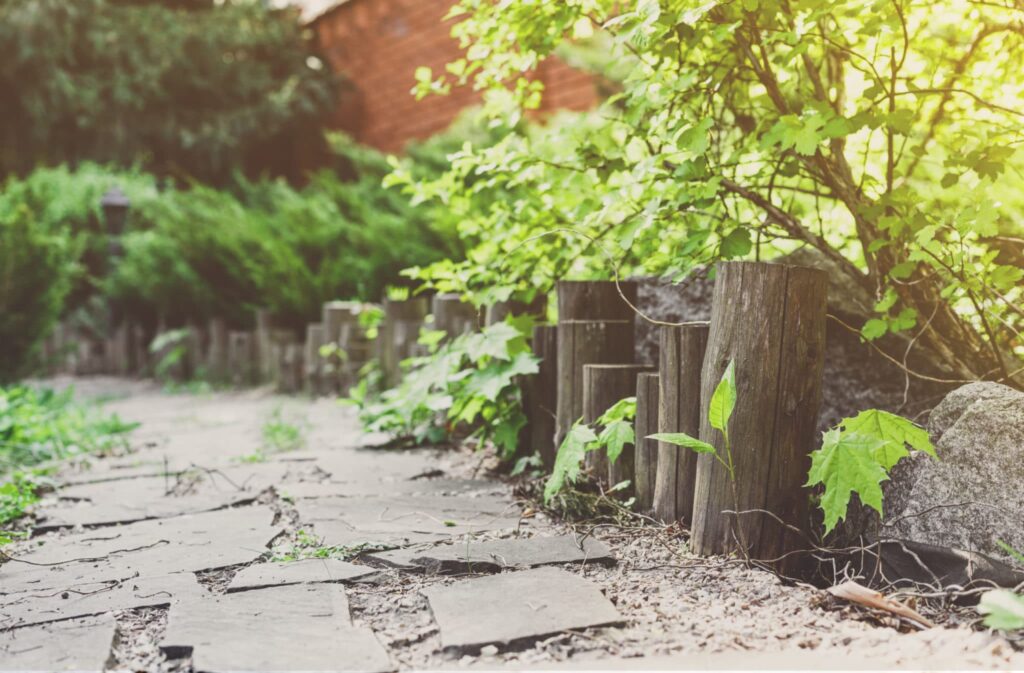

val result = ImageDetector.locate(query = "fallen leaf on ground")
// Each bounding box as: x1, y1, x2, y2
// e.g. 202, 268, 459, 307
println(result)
827, 580, 935, 630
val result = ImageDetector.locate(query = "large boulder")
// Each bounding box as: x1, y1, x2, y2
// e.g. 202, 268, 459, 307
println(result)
884, 382, 1024, 564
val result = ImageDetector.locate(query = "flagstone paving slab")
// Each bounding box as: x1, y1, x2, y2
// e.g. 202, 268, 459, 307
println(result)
0, 507, 280, 595
0, 573, 200, 630
0, 613, 116, 671
423, 567, 623, 652
279, 477, 504, 500
42, 462, 318, 529
163, 583, 392, 672
295, 494, 523, 549
226, 558, 378, 592
366, 535, 615, 574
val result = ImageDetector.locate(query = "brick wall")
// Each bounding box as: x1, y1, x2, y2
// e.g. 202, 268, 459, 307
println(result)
313, 0, 599, 153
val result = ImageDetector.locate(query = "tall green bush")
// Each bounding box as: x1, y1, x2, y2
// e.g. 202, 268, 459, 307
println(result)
0, 205, 75, 382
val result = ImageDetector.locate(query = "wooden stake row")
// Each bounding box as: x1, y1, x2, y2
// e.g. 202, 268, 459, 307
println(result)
520, 263, 826, 571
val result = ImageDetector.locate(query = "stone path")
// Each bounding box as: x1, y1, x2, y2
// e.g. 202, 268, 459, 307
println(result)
1, 378, 1021, 672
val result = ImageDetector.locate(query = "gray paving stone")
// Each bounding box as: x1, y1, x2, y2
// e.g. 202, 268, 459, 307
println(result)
366, 535, 615, 574
0, 613, 115, 671
423, 567, 623, 652
163, 584, 392, 672
0, 573, 200, 630
296, 494, 522, 550
1, 507, 280, 596
226, 558, 377, 592
279, 478, 503, 500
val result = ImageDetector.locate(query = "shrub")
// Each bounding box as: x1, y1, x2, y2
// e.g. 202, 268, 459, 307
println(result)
0, 204, 74, 381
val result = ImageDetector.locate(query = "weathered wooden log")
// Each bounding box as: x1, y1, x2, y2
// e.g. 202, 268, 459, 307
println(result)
485, 295, 547, 326
432, 293, 479, 340
206, 318, 229, 383
635, 372, 660, 513
523, 325, 558, 468
691, 262, 827, 571
582, 364, 653, 487
276, 342, 303, 394
227, 330, 257, 386
339, 306, 376, 395
304, 323, 326, 396
557, 280, 637, 321
555, 320, 635, 453
183, 323, 203, 380
585, 364, 647, 485
131, 323, 148, 376
322, 301, 359, 393
380, 297, 429, 388
255, 309, 274, 383
653, 324, 710, 524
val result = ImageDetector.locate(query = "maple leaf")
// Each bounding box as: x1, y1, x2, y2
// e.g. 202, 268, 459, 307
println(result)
807, 429, 890, 534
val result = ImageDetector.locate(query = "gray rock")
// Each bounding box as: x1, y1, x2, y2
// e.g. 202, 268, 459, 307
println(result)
0, 614, 115, 671
367, 535, 614, 574
423, 567, 622, 652
163, 583, 392, 672
885, 382, 1024, 563
227, 558, 377, 592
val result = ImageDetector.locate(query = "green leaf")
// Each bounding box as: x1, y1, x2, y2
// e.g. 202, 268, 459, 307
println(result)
806, 429, 890, 534
597, 396, 636, 425
860, 318, 888, 341
647, 432, 716, 454
841, 409, 936, 465
707, 361, 736, 433
600, 419, 634, 463
720, 228, 752, 259
978, 590, 1024, 631
544, 422, 598, 503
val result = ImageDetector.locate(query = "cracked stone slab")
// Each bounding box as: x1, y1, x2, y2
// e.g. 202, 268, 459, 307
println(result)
423, 567, 623, 652
296, 494, 522, 549
278, 477, 504, 500
163, 583, 392, 672
366, 535, 615, 574
226, 558, 377, 592
1, 507, 280, 596
0, 572, 201, 630
0, 613, 115, 671
281, 449, 441, 484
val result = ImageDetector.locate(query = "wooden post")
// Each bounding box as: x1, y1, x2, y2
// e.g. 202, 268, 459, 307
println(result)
653, 324, 709, 524
380, 297, 429, 388
554, 279, 639, 453
227, 331, 257, 386
691, 262, 826, 571
255, 309, 274, 383
635, 372, 660, 513
278, 342, 304, 394
524, 325, 558, 468
556, 319, 635, 461
582, 364, 653, 487
206, 318, 229, 383
339, 305, 376, 395
322, 301, 360, 393
557, 280, 637, 321
432, 293, 479, 339
485, 295, 547, 326
304, 323, 326, 396
183, 323, 203, 381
